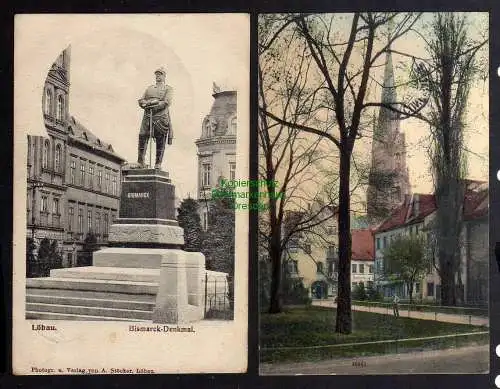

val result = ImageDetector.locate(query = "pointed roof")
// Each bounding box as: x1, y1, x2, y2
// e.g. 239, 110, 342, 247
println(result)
381, 48, 397, 105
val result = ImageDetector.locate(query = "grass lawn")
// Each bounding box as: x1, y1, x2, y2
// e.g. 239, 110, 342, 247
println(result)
260, 306, 488, 363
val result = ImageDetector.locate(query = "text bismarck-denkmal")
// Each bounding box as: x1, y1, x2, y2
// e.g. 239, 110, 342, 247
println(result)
129, 324, 195, 333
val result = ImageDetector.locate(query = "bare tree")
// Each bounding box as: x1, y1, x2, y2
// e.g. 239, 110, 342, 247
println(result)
260, 13, 423, 333
258, 15, 340, 313
410, 13, 487, 305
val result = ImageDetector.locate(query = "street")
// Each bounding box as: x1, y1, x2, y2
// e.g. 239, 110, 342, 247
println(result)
260, 344, 489, 375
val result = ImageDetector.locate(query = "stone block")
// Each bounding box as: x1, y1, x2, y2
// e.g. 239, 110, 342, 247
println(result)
152, 250, 205, 324
108, 223, 184, 246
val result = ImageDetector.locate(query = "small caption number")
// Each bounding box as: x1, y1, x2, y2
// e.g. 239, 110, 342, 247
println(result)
352, 360, 367, 367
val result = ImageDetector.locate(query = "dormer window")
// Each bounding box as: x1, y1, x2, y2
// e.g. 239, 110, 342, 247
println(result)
96, 139, 102, 146
82, 132, 88, 141
228, 116, 237, 135
68, 126, 74, 135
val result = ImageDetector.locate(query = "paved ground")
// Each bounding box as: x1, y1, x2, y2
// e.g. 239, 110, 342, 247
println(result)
260, 344, 489, 375
312, 300, 489, 326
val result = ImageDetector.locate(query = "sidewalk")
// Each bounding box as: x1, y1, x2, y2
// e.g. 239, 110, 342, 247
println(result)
312, 300, 489, 327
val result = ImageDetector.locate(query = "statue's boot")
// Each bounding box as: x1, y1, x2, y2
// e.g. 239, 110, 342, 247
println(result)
137, 134, 148, 167
155, 134, 166, 170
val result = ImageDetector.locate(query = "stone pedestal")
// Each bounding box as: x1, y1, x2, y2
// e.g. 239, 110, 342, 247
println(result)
96, 167, 205, 324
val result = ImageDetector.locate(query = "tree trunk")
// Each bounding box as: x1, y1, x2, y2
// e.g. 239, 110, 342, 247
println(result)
268, 228, 283, 313
439, 252, 456, 306
408, 282, 414, 305
335, 149, 352, 334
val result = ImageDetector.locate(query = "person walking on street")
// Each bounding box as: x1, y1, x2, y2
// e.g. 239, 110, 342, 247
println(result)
393, 294, 400, 317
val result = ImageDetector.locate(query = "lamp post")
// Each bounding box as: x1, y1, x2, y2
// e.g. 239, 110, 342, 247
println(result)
30, 180, 45, 240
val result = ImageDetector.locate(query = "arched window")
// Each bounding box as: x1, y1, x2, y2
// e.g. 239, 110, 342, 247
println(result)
57, 95, 64, 121
43, 140, 50, 169
55, 144, 62, 172
228, 116, 237, 135
44, 89, 53, 116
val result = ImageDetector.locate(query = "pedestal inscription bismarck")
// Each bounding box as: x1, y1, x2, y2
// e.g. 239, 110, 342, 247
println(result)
106, 168, 184, 248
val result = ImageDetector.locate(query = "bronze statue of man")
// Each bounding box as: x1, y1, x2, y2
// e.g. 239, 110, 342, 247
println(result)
137, 67, 173, 169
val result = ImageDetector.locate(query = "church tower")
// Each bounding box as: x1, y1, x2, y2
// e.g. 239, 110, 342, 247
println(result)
366, 46, 410, 225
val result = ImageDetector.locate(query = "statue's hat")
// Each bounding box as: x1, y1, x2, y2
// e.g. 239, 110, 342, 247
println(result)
154, 67, 166, 76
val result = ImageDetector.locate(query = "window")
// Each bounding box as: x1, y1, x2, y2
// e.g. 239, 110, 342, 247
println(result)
369, 265, 373, 274
303, 243, 311, 254
44, 89, 53, 116
383, 236, 387, 249
327, 245, 336, 259
104, 214, 109, 234
55, 144, 62, 172
41, 196, 48, 212
427, 282, 434, 297
415, 225, 419, 235
70, 160, 76, 184
202, 163, 211, 187
112, 175, 117, 195
229, 162, 236, 181
359, 264, 365, 274
96, 213, 101, 235
87, 210, 92, 232
316, 262, 324, 273
97, 170, 103, 188
327, 260, 335, 276
201, 209, 208, 231
105, 171, 110, 193
415, 282, 420, 294
352, 264, 357, 273
288, 260, 298, 274
80, 163, 85, 185
327, 226, 336, 235
78, 208, 83, 233
68, 206, 74, 232
43, 140, 50, 169
228, 116, 237, 135
88, 164, 94, 188
410, 225, 414, 235
376, 238, 380, 250
57, 95, 64, 121
52, 198, 59, 214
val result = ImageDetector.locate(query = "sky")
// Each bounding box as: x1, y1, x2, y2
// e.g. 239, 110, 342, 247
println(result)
15, 14, 249, 200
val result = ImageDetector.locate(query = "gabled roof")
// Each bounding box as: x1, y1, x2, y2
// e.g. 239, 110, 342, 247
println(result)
375, 180, 488, 233
67, 116, 124, 161
351, 229, 374, 261
377, 194, 436, 233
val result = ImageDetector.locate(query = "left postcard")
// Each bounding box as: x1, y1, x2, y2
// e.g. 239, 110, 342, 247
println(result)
13, 13, 249, 375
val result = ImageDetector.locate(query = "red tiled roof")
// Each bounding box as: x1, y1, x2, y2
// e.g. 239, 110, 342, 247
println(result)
376, 194, 436, 233
375, 180, 488, 233
351, 229, 374, 261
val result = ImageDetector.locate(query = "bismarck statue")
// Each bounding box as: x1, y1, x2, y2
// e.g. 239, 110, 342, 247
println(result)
137, 67, 173, 169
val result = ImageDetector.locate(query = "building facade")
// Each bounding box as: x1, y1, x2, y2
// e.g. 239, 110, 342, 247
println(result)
27, 47, 125, 268
373, 181, 488, 304
195, 88, 237, 230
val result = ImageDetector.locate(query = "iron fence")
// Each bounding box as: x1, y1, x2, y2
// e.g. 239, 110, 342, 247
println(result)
202, 273, 234, 320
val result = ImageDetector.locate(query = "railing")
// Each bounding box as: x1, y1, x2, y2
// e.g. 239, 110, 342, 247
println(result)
260, 331, 488, 356
202, 272, 233, 320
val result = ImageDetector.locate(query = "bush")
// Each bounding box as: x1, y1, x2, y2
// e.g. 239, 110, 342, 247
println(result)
366, 282, 383, 301
353, 283, 367, 300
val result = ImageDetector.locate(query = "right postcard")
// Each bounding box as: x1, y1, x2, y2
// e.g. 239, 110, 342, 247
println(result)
258, 12, 489, 375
